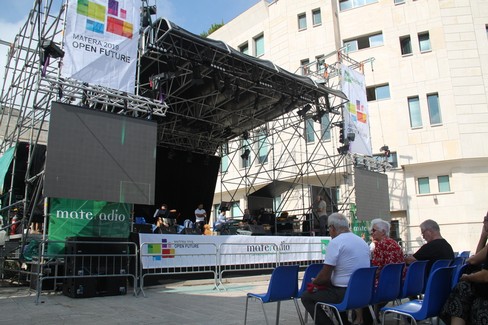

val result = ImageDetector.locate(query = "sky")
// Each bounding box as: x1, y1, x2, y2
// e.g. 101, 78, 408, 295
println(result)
0, 0, 259, 87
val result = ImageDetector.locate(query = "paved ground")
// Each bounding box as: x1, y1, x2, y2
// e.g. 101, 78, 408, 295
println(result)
0, 274, 427, 325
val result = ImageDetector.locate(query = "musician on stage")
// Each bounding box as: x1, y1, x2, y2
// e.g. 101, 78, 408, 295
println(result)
194, 203, 207, 234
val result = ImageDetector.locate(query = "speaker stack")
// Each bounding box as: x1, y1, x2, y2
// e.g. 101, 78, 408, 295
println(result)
63, 237, 128, 298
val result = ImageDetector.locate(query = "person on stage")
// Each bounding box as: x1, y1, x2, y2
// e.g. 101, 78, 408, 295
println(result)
312, 195, 328, 236
153, 204, 170, 233
194, 203, 207, 234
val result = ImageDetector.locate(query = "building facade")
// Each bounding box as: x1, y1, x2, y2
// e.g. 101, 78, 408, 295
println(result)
210, 0, 488, 253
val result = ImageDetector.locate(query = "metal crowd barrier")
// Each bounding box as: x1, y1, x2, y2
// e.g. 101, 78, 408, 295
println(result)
17, 239, 326, 302
139, 241, 326, 293
27, 239, 138, 304
217, 241, 325, 289
139, 242, 219, 297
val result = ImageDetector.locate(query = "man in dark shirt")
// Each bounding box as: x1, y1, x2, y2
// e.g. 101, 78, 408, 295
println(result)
405, 219, 454, 270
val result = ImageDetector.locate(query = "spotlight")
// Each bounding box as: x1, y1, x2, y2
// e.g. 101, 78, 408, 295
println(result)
312, 109, 326, 122
40, 39, 64, 59
297, 104, 312, 118
337, 144, 349, 155
242, 131, 249, 140
142, 5, 157, 27
346, 132, 355, 142
241, 149, 250, 160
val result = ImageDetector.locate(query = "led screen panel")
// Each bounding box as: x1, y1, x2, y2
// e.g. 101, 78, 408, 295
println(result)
354, 167, 390, 221
44, 102, 157, 204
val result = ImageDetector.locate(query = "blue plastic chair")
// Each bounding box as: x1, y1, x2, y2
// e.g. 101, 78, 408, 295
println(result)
381, 266, 455, 325
396, 260, 428, 304
367, 263, 405, 324
451, 263, 469, 289
296, 263, 324, 324
451, 256, 466, 267
314, 266, 378, 325
244, 265, 301, 325
421, 259, 452, 294
459, 250, 470, 259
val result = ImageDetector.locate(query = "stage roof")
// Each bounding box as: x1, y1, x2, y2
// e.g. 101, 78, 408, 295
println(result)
138, 18, 348, 155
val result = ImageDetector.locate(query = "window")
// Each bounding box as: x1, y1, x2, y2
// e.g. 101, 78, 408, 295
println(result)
394, 0, 405, 4
305, 118, 315, 143
408, 96, 422, 128
300, 58, 310, 75
486, 25, 488, 38
366, 83, 390, 101
254, 34, 264, 57
321, 113, 331, 140
344, 32, 384, 52
257, 128, 268, 164
400, 35, 412, 55
231, 202, 240, 219
438, 175, 451, 192
221, 143, 229, 173
427, 93, 442, 125
339, 0, 377, 11
312, 9, 322, 26
298, 13, 307, 30
418, 31, 431, 52
418, 177, 430, 194
239, 42, 249, 54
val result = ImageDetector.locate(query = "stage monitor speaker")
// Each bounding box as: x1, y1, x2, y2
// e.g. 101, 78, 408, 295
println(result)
63, 277, 98, 298
184, 228, 201, 235
248, 225, 266, 236
133, 223, 153, 233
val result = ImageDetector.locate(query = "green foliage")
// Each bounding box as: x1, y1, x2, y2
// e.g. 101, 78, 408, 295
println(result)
200, 20, 224, 38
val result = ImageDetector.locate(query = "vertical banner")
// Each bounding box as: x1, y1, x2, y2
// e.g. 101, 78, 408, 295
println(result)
340, 65, 372, 156
47, 198, 131, 255
62, 0, 140, 93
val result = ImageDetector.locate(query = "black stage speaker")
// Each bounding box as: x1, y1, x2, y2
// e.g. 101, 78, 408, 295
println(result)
184, 228, 201, 234
248, 225, 266, 236
64, 237, 128, 298
63, 277, 98, 298
133, 223, 153, 233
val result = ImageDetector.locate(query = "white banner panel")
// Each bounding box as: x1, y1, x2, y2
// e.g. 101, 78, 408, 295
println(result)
139, 234, 331, 269
62, 0, 140, 93
341, 65, 372, 156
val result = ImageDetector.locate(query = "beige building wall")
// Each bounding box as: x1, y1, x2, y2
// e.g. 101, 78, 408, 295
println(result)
211, 0, 488, 253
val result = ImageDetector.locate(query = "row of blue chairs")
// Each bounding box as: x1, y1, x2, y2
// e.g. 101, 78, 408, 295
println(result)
244, 258, 466, 325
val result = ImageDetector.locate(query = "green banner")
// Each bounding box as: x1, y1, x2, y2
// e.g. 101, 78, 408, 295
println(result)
350, 203, 371, 242
47, 198, 131, 255
0, 146, 15, 194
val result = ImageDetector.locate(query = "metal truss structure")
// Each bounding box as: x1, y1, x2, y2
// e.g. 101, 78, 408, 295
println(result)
0, 1, 350, 228
216, 52, 392, 219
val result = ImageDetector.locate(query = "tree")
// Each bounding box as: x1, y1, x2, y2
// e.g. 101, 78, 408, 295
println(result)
200, 21, 224, 38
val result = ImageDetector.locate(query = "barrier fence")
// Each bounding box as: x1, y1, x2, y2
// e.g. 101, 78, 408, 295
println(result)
26, 239, 138, 304
10, 237, 328, 302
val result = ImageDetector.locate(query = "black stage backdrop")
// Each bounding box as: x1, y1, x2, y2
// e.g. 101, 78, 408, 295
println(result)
134, 148, 221, 224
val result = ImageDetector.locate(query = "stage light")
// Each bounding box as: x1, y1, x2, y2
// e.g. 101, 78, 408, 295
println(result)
40, 39, 64, 71
347, 132, 355, 142
41, 39, 64, 59
312, 109, 326, 122
337, 144, 349, 155
297, 104, 312, 118
142, 5, 157, 27
241, 148, 250, 160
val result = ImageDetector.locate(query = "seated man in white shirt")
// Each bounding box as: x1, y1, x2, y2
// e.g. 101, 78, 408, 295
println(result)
214, 210, 230, 232
301, 212, 371, 325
